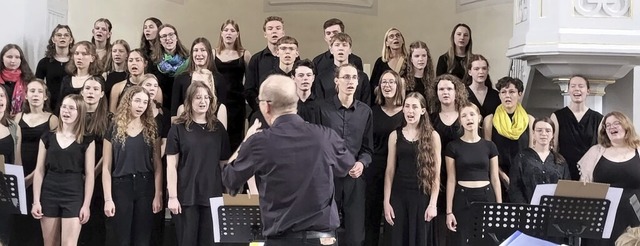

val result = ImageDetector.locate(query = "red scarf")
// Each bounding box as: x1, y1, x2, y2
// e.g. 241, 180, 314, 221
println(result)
0, 69, 25, 115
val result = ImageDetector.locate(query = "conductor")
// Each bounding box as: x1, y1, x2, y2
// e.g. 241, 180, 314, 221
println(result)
222, 75, 355, 246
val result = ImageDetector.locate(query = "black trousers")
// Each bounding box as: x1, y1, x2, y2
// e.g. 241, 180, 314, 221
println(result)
172, 205, 214, 246
363, 159, 384, 246
266, 238, 336, 246
449, 184, 496, 246
334, 176, 365, 246
106, 173, 155, 246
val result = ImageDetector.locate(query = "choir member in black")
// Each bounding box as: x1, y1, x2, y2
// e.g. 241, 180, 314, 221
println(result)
312, 18, 364, 72
139, 17, 162, 64
166, 81, 230, 245
58, 41, 102, 114
245, 16, 285, 121
314, 33, 371, 105
509, 117, 570, 204
171, 37, 225, 116
436, 24, 473, 79
428, 74, 468, 246
222, 75, 355, 245
271, 36, 298, 77
152, 24, 190, 108
214, 19, 251, 151
464, 54, 499, 118
31, 94, 95, 246
91, 18, 112, 66
36, 24, 74, 110
319, 64, 373, 246
175, 70, 228, 129
445, 102, 501, 246
579, 112, 640, 246
404, 41, 434, 98
1, 44, 34, 115
550, 75, 603, 180
103, 39, 130, 98
370, 28, 408, 99
0, 84, 21, 164
11, 79, 56, 246
364, 69, 405, 246
109, 49, 162, 113
78, 75, 111, 246
291, 59, 321, 124
483, 77, 534, 202
384, 92, 440, 246
102, 86, 163, 246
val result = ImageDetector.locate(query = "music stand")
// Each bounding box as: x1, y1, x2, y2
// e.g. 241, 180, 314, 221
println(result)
469, 202, 549, 246
216, 205, 265, 243
540, 195, 610, 246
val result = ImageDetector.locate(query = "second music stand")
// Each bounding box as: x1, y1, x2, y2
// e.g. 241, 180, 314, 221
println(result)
469, 202, 549, 246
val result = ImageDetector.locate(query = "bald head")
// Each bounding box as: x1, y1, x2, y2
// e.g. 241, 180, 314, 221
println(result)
259, 75, 299, 115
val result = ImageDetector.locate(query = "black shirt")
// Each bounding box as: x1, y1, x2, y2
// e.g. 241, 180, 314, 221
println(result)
35, 57, 68, 110
436, 53, 466, 80
445, 138, 499, 181
166, 121, 231, 206
467, 87, 501, 118
221, 114, 355, 236
314, 66, 371, 105
42, 132, 94, 173
244, 47, 279, 116
554, 107, 602, 180
20, 115, 52, 174
319, 96, 373, 168
492, 125, 530, 175
370, 57, 406, 99
407, 77, 427, 99
297, 94, 321, 124
312, 50, 364, 74
105, 125, 155, 177
214, 56, 246, 105
371, 106, 403, 163
431, 113, 462, 182
509, 148, 570, 203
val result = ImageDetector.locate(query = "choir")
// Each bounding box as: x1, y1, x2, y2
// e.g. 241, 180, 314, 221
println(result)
0, 15, 636, 246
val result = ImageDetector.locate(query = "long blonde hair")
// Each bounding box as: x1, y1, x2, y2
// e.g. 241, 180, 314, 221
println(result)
113, 86, 157, 146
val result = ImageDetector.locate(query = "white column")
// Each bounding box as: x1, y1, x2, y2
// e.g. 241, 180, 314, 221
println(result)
634, 67, 640, 130
554, 78, 613, 114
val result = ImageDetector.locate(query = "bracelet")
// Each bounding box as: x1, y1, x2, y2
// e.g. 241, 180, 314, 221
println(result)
446, 212, 453, 215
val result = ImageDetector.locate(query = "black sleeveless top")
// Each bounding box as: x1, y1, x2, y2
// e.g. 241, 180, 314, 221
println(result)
105, 71, 128, 100
19, 115, 52, 174
0, 135, 14, 164
407, 77, 427, 99
116, 77, 137, 106
467, 86, 500, 118
430, 113, 462, 183
393, 129, 420, 191
554, 107, 603, 180
594, 152, 640, 190
214, 55, 246, 105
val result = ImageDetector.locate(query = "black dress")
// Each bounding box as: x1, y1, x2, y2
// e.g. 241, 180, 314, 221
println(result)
554, 107, 603, 180
586, 152, 640, 246
56, 76, 82, 114
430, 113, 462, 195
388, 129, 432, 246
105, 71, 128, 102
35, 57, 68, 110
19, 115, 52, 206
364, 106, 403, 246
407, 77, 427, 99
508, 148, 571, 203
467, 87, 500, 118
0, 135, 14, 164
215, 56, 247, 152
436, 53, 466, 80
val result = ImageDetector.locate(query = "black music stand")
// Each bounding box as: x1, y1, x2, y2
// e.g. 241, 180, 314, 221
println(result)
540, 195, 610, 246
469, 202, 549, 246
216, 205, 265, 243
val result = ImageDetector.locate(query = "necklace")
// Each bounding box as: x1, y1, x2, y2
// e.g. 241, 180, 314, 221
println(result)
195, 122, 206, 130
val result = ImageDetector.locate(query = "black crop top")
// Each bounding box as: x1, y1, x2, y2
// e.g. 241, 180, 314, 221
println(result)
42, 132, 94, 173
445, 138, 498, 181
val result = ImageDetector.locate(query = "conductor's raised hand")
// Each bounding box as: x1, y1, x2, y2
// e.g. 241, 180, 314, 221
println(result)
349, 162, 364, 178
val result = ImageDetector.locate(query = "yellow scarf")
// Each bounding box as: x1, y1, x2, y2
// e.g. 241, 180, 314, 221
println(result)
492, 104, 529, 140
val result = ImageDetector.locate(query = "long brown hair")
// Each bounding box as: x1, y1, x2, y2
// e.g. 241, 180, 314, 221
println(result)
463, 54, 493, 88
215, 19, 245, 55
428, 74, 469, 113
405, 41, 435, 95
56, 94, 87, 143
533, 117, 566, 165
174, 81, 219, 131
599, 111, 640, 149
374, 70, 405, 106
139, 17, 163, 56
103, 39, 130, 74
0, 85, 11, 126
187, 37, 216, 74
446, 23, 473, 74
152, 24, 189, 63
405, 92, 438, 195
22, 79, 51, 113
0, 44, 34, 82
113, 86, 157, 146
45, 25, 74, 60
82, 76, 110, 137
65, 41, 103, 76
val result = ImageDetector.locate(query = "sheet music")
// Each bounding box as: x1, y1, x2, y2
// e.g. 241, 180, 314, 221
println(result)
210, 196, 224, 243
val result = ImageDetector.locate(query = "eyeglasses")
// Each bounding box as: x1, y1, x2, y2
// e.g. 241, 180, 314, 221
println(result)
256, 98, 272, 104
380, 80, 396, 85
339, 75, 358, 81
160, 32, 176, 41
605, 121, 622, 130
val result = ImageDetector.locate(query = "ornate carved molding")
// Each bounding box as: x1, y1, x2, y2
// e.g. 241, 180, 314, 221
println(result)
264, 0, 377, 14
516, 0, 528, 24
456, 0, 511, 13
574, 0, 630, 17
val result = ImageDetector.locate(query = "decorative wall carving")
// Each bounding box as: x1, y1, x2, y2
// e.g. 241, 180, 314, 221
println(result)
516, 0, 528, 24
456, 0, 511, 13
574, 0, 630, 17
264, 0, 377, 14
